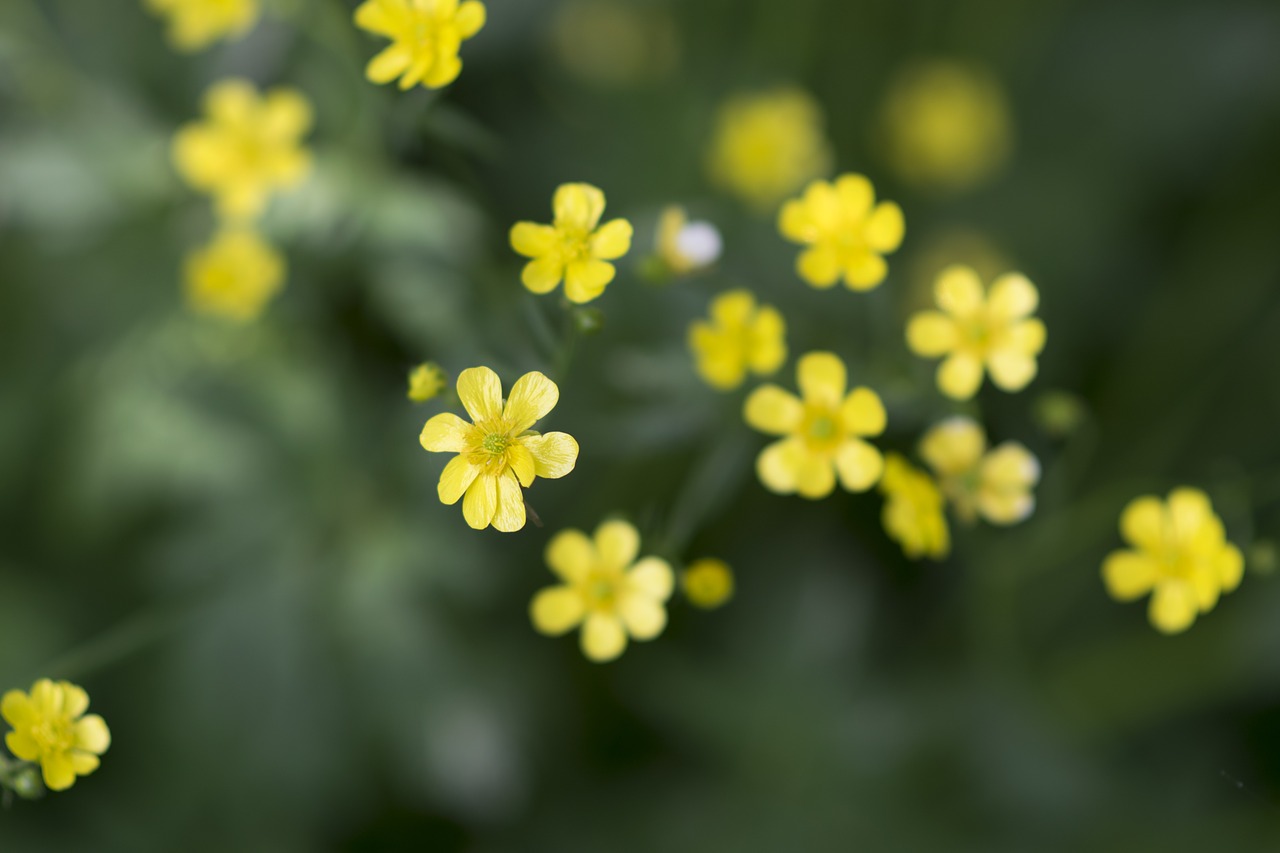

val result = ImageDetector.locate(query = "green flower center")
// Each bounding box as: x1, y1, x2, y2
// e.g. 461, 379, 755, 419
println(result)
482, 433, 509, 455
584, 573, 618, 609
31, 718, 73, 754
801, 407, 842, 452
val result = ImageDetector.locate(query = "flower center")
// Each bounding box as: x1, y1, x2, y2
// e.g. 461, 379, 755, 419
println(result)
482, 433, 509, 455
31, 718, 73, 754
801, 406, 842, 452
584, 571, 619, 610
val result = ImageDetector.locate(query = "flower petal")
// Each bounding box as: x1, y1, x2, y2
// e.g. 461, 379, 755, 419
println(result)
919, 417, 985, 476
987, 273, 1038, 321
553, 183, 606, 232
1102, 551, 1159, 601
74, 715, 111, 754
748, 307, 787, 374
797, 245, 840, 288
510, 222, 559, 258
835, 439, 884, 492
521, 257, 564, 294
842, 252, 888, 291
590, 218, 633, 261
491, 470, 527, 532
1149, 581, 1198, 634
504, 371, 559, 432
934, 265, 984, 317
840, 387, 886, 437
1, 690, 32, 727
42, 753, 77, 791
778, 199, 815, 243
1120, 497, 1166, 552
420, 412, 473, 453
797, 351, 847, 407
595, 520, 640, 569
522, 432, 579, 479
59, 683, 89, 719
5, 731, 38, 762
456, 366, 503, 424
455, 0, 487, 38
564, 259, 616, 303
937, 353, 984, 400
987, 350, 1038, 392
906, 312, 958, 357
757, 438, 804, 494
864, 201, 905, 252
462, 474, 498, 529
1004, 318, 1047, 356
530, 586, 585, 635
581, 613, 627, 662
69, 753, 100, 776
743, 385, 803, 435
981, 443, 1040, 490
834, 173, 874, 218
617, 591, 667, 641
546, 529, 594, 582
366, 45, 413, 84
1219, 544, 1244, 592
795, 451, 837, 499
709, 289, 755, 328
438, 455, 480, 505
627, 557, 674, 601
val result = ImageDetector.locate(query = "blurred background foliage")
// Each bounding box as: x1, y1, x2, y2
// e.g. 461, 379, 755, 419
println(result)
2, 0, 1280, 849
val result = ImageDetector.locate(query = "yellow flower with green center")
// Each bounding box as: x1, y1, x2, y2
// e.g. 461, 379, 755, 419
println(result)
681, 558, 734, 609
688, 289, 787, 391
2, 680, 110, 792
419, 367, 578, 532
530, 520, 674, 661
354, 0, 486, 91
184, 228, 285, 322
655, 206, 722, 275
407, 362, 447, 402
906, 265, 1046, 400
743, 352, 887, 499
919, 416, 1040, 525
1103, 489, 1244, 634
778, 174, 905, 291
172, 79, 313, 223
510, 183, 633, 304
879, 453, 950, 560
144, 0, 260, 52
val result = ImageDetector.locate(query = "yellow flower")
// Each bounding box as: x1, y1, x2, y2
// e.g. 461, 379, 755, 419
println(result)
184, 228, 285, 322
1102, 488, 1244, 634
172, 79, 313, 222
744, 352, 886, 499
707, 87, 832, 210
407, 362, 447, 402
778, 174, 905, 291
919, 416, 1040, 525
879, 453, 950, 560
144, 0, 260, 52
530, 520, 674, 661
510, 183, 633, 304
419, 367, 578, 532
2, 680, 110, 792
681, 558, 734, 609
906, 265, 1046, 400
688, 289, 786, 391
354, 0, 486, 91
655, 206, 722, 275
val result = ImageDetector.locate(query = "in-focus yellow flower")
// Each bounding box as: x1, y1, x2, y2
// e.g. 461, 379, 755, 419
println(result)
688, 289, 786, 391
530, 520, 674, 661
744, 352, 886, 499
879, 453, 950, 560
2, 680, 110, 792
510, 183, 633, 304
707, 88, 833, 210
655, 206, 722, 275
354, 0, 486, 91
184, 228, 285, 322
419, 367, 578, 532
1102, 488, 1244, 634
144, 0, 260, 52
681, 558, 734, 609
407, 362, 447, 402
778, 174, 904, 291
919, 416, 1040, 525
172, 79, 313, 222
906, 265, 1046, 400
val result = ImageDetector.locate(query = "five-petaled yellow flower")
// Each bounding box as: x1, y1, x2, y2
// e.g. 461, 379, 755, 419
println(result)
688, 289, 787, 391
2, 680, 110, 792
354, 0, 486, 91
419, 367, 578, 532
407, 362, 447, 402
172, 79, 313, 222
184, 228, 285, 322
778, 174, 905, 291
879, 453, 950, 560
906, 265, 1046, 400
919, 416, 1040, 525
510, 183, 633, 304
655, 206, 722, 275
681, 558, 734, 609
144, 0, 260, 52
744, 352, 887, 499
1102, 488, 1244, 634
530, 520, 674, 662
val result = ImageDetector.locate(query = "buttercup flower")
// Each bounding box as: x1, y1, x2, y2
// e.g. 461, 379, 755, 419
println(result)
688, 289, 786, 391
681, 558, 734, 609
144, 0, 260, 52
744, 352, 887, 499
656, 206, 722, 275
2, 680, 110, 792
407, 363, 447, 402
184, 228, 285, 322
510, 183, 633, 303
530, 520, 674, 661
173, 79, 313, 222
879, 453, 950, 560
354, 0, 486, 91
906, 265, 1046, 400
778, 174, 905, 291
919, 416, 1040, 525
419, 367, 578, 532
1102, 488, 1244, 634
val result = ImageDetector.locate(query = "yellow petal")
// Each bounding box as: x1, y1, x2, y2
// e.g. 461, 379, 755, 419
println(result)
1005, 318, 1047, 355
627, 557, 674, 601
590, 219, 633, 261
491, 471, 527, 532
743, 385, 802, 435
581, 614, 627, 662
69, 753, 100, 776
58, 682, 89, 718
522, 257, 564, 294
839, 387, 886, 437
1219, 544, 1244, 592
977, 490, 1035, 525
757, 438, 804, 494
794, 451, 837, 499
423, 53, 463, 90
906, 312, 958, 357
709, 289, 755, 329
1167, 487, 1213, 544
420, 412, 473, 453
563, 259, 615, 303
987, 350, 1038, 392
530, 586, 585, 635
799, 180, 840, 230
31, 680, 58, 715
553, 183, 606, 232
797, 351, 846, 407
507, 442, 536, 487
455, 0, 487, 38
546, 529, 594, 582
937, 353, 984, 400
834, 173, 874, 218
205, 78, 256, 123
522, 432, 579, 479
617, 591, 667, 641
797, 245, 840, 288
595, 520, 640, 569
987, 273, 1038, 321
503, 371, 559, 432
455, 366, 503, 423
74, 715, 111, 754
863, 201, 904, 252
438, 455, 480, 505
263, 88, 313, 138
510, 222, 559, 258
5, 731, 38, 762
835, 439, 884, 492
1, 690, 32, 727
842, 252, 888, 291
1191, 565, 1221, 611
919, 416, 985, 476
747, 306, 787, 374
1103, 551, 1159, 600
42, 753, 77, 792
353, 0, 406, 34
462, 474, 498, 529
981, 443, 1040, 490
1149, 581, 1197, 634
1120, 496, 1166, 552
777, 199, 814, 243
934, 265, 984, 317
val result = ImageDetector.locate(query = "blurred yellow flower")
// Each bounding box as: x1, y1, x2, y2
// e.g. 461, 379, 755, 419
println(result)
2, 679, 110, 792
919, 416, 1040, 525
656, 206, 722, 275
681, 558, 734, 609
707, 88, 832, 210
879, 453, 950, 560
144, 0, 260, 52
1102, 488, 1244, 634
778, 174, 904, 291
744, 352, 886, 499
354, 0, 486, 90
184, 228, 285, 323
688, 289, 786, 391
172, 79, 313, 222
407, 362, 447, 402
419, 367, 578, 532
510, 183, 633, 304
530, 520, 674, 661
906, 265, 1046, 400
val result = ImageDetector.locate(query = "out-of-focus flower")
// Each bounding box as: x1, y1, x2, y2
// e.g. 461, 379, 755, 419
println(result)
906, 265, 1046, 400
419, 367, 578, 532
1102, 488, 1244, 634
184, 228, 285, 322
2, 680, 110, 792
903, 227, 1012, 315
778, 174, 904, 291
172, 79, 313, 222
550, 0, 679, 87
707, 88, 832, 210
744, 352, 886, 499
144, 0, 260, 52
354, 0, 486, 90
1034, 390, 1088, 439
688, 289, 786, 391
879, 453, 950, 560
530, 520, 674, 661
407, 362, 447, 402
681, 558, 734, 609
919, 416, 1039, 525
510, 183, 633, 304
656, 206, 722, 275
